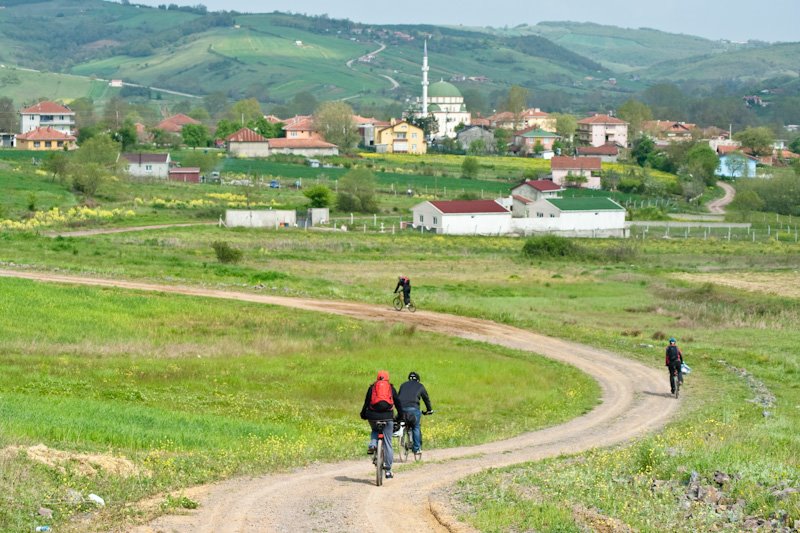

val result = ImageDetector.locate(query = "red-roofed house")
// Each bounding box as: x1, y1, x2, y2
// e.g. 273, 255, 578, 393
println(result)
577, 114, 628, 147
156, 114, 200, 134
226, 128, 270, 157
266, 137, 339, 157
642, 120, 696, 143
488, 108, 557, 132
575, 143, 620, 162
510, 180, 565, 217
15, 127, 76, 151
282, 115, 319, 140
19, 101, 75, 135
551, 156, 602, 189
411, 199, 512, 235
120, 152, 171, 178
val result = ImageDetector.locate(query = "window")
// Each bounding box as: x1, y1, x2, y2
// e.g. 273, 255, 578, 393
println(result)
537, 212, 544, 218
412, 144, 417, 151
411, 132, 417, 139
57, 141, 64, 147
433, 216, 438, 224
145, 165, 152, 171
419, 215, 424, 223
45, 141, 52, 148
34, 141, 41, 148
550, 214, 556, 218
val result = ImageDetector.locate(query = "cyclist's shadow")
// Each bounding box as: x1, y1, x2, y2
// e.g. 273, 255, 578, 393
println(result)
335, 475, 377, 486
642, 390, 679, 399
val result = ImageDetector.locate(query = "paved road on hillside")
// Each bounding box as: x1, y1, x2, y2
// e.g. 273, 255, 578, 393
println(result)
708, 181, 737, 214
0, 269, 680, 533
346, 42, 399, 91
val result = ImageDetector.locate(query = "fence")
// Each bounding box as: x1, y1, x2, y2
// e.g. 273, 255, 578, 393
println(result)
628, 221, 799, 243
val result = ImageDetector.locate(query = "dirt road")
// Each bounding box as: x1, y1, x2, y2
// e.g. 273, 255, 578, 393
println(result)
0, 269, 679, 532
707, 181, 736, 214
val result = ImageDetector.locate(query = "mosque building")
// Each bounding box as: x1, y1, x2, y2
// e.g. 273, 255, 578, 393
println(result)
415, 41, 471, 139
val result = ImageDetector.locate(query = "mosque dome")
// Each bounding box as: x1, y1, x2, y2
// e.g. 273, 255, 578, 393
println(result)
428, 81, 462, 99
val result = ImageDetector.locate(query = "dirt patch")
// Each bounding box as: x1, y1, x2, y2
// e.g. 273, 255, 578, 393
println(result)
573, 504, 635, 532
672, 272, 800, 298
2, 444, 146, 478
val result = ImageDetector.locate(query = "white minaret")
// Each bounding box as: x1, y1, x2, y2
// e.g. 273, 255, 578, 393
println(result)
421, 40, 429, 116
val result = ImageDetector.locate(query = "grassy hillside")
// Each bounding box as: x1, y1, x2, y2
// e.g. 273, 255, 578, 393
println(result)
644, 42, 800, 81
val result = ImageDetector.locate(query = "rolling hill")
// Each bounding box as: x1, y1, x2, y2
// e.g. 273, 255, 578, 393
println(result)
0, 0, 797, 116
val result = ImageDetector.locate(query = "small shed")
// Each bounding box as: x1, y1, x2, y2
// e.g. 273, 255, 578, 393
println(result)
169, 167, 201, 183
225, 209, 297, 229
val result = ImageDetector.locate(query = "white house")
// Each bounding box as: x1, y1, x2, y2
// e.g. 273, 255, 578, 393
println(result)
412, 199, 512, 235
266, 138, 339, 157
19, 101, 75, 135
577, 114, 628, 148
226, 128, 270, 158
510, 180, 565, 217
512, 197, 627, 237
120, 152, 171, 178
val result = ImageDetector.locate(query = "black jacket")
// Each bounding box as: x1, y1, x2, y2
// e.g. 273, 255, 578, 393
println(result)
360, 382, 403, 421
394, 278, 411, 293
398, 380, 432, 411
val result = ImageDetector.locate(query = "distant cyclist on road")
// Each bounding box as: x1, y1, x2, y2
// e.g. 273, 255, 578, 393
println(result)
665, 337, 684, 395
394, 276, 411, 308
397, 371, 432, 455
360, 370, 403, 479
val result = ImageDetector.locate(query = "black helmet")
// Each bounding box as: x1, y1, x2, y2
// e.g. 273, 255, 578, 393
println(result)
408, 371, 419, 381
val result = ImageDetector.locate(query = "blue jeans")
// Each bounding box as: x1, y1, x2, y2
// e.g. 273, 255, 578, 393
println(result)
403, 407, 422, 452
369, 419, 394, 471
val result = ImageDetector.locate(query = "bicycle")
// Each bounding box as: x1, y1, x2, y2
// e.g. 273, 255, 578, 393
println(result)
396, 410, 433, 462
392, 294, 416, 312
671, 366, 682, 399
371, 420, 390, 486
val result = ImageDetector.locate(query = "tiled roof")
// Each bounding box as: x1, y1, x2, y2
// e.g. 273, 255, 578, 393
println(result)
264, 115, 285, 123
512, 194, 534, 204
267, 138, 337, 149
578, 114, 627, 125
282, 116, 315, 131
428, 200, 509, 214
546, 197, 625, 212
226, 128, 268, 143
716, 144, 742, 155
576, 144, 619, 156
518, 180, 563, 192
169, 167, 201, 173
470, 117, 491, 127
156, 113, 200, 133
15, 127, 76, 141
20, 101, 74, 115
121, 152, 170, 164
551, 156, 602, 170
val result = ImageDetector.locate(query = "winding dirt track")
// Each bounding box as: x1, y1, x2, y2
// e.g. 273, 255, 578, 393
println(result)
0, 269, 679, 533
707, 181, 736, 215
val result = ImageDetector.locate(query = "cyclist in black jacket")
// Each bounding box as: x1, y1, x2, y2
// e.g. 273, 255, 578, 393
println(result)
397, 371, 432, 454
394, 276, 411, 307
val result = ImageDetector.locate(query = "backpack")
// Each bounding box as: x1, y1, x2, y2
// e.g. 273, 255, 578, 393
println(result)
667, 345, 680, 364
370, 380, 394, 411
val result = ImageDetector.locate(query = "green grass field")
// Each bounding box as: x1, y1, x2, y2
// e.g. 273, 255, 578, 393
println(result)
1, 223, 798, 530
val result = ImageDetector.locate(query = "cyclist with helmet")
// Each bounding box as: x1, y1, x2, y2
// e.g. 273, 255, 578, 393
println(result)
394, 276, 411, 307
397, 371, 432, 455
360, 370, 403, 479
665, 337, 684, 394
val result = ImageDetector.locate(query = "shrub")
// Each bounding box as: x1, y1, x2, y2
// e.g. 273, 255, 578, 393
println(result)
212, 241, 243, 264
522, 235, 582, 258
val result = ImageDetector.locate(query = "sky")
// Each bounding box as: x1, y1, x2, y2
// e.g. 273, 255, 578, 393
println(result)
130, 0, 800, 42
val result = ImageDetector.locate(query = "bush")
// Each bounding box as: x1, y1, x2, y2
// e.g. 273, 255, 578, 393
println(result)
212, 241, 243, 264
522, 235, 582, 258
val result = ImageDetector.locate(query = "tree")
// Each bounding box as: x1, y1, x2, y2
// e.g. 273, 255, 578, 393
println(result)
407, 113, 438, 138
617, 99, 652, 138
734, 127, 775, 156
68, 135, 123, 197
289, 91, 318, 116
564, 172, 588, 188
789, 136, 800, 155
729, 190, 765, 220
69, 97, 96, 130
182, 123, 210, 149
214, 119, 242, 141
552, 113, 577, 145
467, 139, 489, 155
685, 144, 720, 185
502, 85, 529, 128
181, 152, 218, 174
112, 119, 138, 151
42, 152, 70, 183
248, 116, 283, 138
303, 184, 334, 208
0, 97, 17, 133
680, 174, 706, 203
724, 152, 748, 178
227, 98, 263, 124
631, 137, 655, 167
336, 168, 378, 213
461, 156, 480, 179
493, 128, 510, 154
313, 101, 358, 153
102, 96, 129, 129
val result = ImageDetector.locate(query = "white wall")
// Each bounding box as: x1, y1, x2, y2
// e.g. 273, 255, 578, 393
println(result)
128, 162, 169, 178
270, 147, 339, 157
226, 210, 296, 228
228, 142, 270, 158
439, 213, 512, 235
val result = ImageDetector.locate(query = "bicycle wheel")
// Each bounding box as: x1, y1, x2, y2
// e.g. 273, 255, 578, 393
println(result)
675, 379, 680, 399
400, 428, 411, 463
392, 296, 403, 311
407, 301, 417, 313
375, 439, 384, 486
